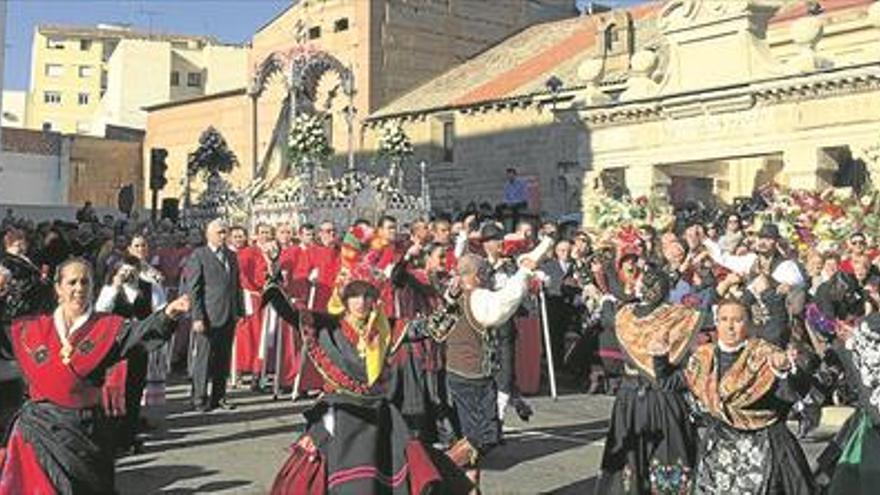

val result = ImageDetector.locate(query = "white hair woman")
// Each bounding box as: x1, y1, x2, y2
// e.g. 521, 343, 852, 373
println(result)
0, 258, 190, 493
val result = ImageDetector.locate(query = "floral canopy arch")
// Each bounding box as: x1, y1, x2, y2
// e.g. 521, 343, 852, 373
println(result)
248, 47, 354, 180
248, 47, 354, 114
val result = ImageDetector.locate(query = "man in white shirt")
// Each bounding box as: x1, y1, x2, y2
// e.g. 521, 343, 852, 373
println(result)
440, 237, 550, 490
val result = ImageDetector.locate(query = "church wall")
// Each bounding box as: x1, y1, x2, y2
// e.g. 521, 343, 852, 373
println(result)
365, 102, 583, 216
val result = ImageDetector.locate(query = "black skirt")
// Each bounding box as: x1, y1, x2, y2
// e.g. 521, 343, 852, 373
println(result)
694, 419, 814, 495
595, 375, 698, 495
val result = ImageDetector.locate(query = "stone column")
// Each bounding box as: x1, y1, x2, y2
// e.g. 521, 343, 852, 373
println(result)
783, 146, 832, 190
853, 139, 880, 186
250, 95, 259, 178
624, 163, 670, 199
727, 156, 768, 200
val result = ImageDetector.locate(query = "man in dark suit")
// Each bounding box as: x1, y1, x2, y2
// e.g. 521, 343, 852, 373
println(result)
539, 238, 574, 371
184, 219, 244, 411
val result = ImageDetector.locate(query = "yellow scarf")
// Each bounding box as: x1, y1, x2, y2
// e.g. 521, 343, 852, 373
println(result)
347, 309, 391, 386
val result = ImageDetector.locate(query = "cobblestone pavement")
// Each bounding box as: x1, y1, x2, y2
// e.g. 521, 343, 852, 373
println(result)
116, 381, 839, 494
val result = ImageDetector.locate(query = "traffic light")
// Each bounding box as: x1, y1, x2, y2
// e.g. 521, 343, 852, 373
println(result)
149, 148, 169, 191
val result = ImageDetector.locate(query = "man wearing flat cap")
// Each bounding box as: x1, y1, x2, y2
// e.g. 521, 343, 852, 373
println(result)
478, 222, 535, 426
439, 240, 547, 491
699, 221, 805, 347
702, 222, 804, 289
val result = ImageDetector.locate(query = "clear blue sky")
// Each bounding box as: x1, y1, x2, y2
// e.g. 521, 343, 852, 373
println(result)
4, 0, 291, 90
5, 0, 651, 90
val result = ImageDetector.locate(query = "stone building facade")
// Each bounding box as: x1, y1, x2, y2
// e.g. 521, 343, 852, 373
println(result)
67, 133, 143, 207
364, 0, 880, 216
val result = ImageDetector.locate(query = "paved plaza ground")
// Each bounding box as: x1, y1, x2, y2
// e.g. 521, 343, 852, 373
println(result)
116, 380, 841, 494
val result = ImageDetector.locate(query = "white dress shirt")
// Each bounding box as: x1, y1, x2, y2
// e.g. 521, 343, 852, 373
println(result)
469, 267, 532, 328
703, 239, 804, 287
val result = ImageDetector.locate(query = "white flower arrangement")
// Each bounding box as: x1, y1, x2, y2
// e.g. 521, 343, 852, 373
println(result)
261, 176, 305, 204
378, 122, 414, 161
288, 113, 333, 168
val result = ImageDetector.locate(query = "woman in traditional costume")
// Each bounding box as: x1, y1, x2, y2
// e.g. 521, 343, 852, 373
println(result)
389, 242, 452, 444
814, 312, 880, 494
267, 279, 461, 495
0, 258, 190, 494
652, 298, 815, 494
595, 265, 704, 494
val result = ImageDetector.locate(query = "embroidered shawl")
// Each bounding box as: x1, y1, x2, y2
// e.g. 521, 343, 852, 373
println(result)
616, 303, 701, 379
685, 338, 781, 430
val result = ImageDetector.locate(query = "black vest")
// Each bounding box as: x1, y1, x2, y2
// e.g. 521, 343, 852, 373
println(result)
111, 280, 153, 320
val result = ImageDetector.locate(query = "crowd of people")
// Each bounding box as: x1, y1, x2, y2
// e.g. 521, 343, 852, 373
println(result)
1, 186, 880, 493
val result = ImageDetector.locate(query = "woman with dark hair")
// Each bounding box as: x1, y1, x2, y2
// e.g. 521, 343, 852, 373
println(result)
268, 279, 460, 494
595, 265, 704, 495
95, 247, 167, 454
0, 258, 190, 494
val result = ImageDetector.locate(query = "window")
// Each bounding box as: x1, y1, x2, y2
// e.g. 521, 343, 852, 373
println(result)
78, 93, 89, 105
170, 71, 180, 86
43, 91, 61, 104
42, 122, 53, 131
334, 18, 349, 32
45, 64, 63, 77
78, 65, 94, 78
604, 25, 619, 52
187, 72, 202, 87
46, 37, 64, 49
80, 39, 92, 51
308, 26, 321, 39
76, 121, 91, 133
443, 121, 454, 162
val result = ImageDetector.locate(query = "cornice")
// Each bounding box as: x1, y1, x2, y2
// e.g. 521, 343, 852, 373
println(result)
575, 62, 880, 128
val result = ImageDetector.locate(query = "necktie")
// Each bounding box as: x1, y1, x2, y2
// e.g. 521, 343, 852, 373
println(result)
216, 248, 229, 272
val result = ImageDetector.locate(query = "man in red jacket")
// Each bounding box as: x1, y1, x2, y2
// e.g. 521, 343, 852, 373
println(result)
294, 222, 340, 313
274, 223, 300, 388
235, 223, 274, 389
369, 216, 402, 319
